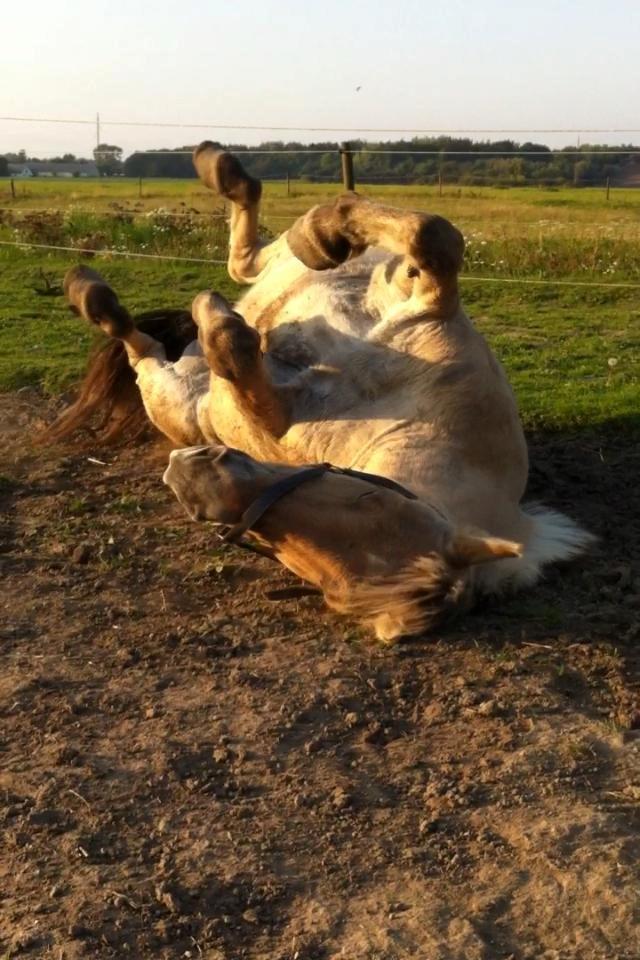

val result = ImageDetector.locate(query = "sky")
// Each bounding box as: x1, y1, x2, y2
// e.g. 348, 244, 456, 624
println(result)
3, 0, 640, 158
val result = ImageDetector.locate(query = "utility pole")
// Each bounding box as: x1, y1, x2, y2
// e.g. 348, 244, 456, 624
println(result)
96, 112, 101, 150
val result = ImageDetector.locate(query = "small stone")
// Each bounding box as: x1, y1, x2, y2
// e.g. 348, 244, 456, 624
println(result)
116, 646, 140, 668
145, 706, 157, 719
28, 807, 60, 826
363, 722, 384, 744
422, 703, 444, 726
242, 908, 258, 924
623, 785, 640, 800
55, 745, 80, 766
71, 543, 92, 565
419, 816, 440, 835
477, 699, 500, 717
155, 884, 181, 914
330, 786, 351, 810
459, 689, 481, 707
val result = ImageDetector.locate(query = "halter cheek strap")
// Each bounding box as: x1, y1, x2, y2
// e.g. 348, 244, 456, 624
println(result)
217, 463, 418, 546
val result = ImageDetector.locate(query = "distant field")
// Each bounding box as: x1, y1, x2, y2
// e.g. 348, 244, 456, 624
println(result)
3, 174, 640, 228
0, 178, 638, 431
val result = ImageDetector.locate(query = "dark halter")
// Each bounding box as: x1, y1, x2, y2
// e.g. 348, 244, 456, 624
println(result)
216, 463, 419, 550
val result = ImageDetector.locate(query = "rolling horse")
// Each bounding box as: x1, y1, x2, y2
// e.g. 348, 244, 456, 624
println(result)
51, 144, 592, 639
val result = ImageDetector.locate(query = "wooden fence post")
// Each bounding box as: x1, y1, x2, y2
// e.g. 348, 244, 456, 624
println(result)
438, 170, 443, 198
340, 142, 355, 191
10, 179, 16, 200
606, 177, 610, 201
286, 170, 290, 197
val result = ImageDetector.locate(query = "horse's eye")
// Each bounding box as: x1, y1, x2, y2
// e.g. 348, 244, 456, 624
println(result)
355, 490, 378, 506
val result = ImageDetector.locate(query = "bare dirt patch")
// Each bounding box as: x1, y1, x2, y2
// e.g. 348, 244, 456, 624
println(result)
1, 393, 639, 960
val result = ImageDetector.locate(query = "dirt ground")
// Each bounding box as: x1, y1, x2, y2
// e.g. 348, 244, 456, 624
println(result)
1, 392, 639, 960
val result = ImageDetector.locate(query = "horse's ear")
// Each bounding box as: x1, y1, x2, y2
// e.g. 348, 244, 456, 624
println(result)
446, 531, 522, 568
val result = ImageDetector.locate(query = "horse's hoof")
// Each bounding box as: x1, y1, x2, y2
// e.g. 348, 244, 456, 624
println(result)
63, 266, 133, 338
192, 143, 262, 207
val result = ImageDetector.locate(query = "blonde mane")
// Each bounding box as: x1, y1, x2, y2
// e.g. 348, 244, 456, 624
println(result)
325, 555, 472, 642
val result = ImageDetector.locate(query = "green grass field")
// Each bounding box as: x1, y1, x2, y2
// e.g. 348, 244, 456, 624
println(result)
1, 178, 638, 432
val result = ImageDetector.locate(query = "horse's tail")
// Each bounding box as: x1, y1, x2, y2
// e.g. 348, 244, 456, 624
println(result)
43, 309, 198, 446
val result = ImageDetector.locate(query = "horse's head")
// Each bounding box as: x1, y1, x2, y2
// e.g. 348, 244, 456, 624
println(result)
163, 445, 521, 642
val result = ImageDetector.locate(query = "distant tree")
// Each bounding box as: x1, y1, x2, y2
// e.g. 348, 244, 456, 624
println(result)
0, 156, 8, 177
123, 149, 195, 178
94, 143, 123, 176
573, 158, 596, 186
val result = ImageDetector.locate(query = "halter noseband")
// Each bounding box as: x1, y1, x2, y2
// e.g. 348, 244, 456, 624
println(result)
217, 463, 419, 548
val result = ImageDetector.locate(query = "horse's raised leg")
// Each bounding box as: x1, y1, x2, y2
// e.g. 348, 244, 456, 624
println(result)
64, 266, 166, 362
286, 194, 465, 318
193, 143, 289, 284
64, 266, 204, 445
192, 290, 292, 438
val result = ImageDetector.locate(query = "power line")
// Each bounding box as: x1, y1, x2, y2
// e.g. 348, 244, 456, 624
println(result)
1, 116, 95, 126
99, 147, 640, 157
4, 115, 640, 135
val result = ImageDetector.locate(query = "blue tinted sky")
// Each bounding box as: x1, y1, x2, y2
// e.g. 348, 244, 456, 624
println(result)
3, 0, 640, 157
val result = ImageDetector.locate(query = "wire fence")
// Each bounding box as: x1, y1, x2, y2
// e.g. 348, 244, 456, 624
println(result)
2, 113, 640, 290
3, 204, 640, 231
0, 239, 226, 264
5, 124, 640, 204
2, 238, 639, 290
80, 158, 640, 190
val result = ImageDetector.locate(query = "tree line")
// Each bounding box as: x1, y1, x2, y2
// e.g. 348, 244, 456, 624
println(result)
120, 139, 640, 186
3, 139, 639, 185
